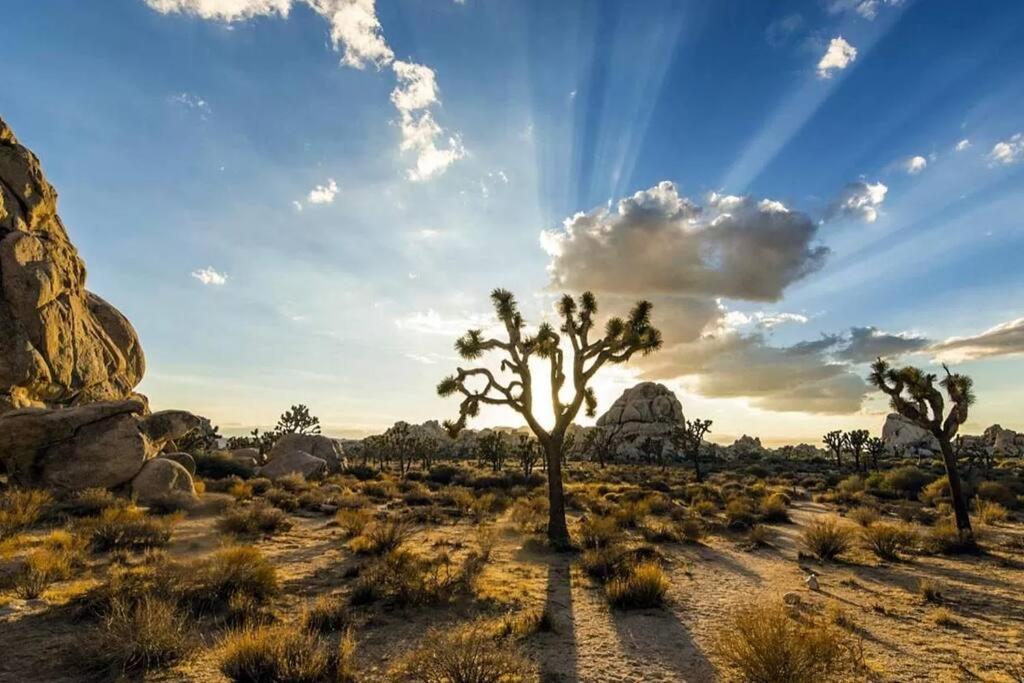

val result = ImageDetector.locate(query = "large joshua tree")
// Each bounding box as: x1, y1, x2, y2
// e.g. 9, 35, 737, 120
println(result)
437, 289, 662, 548
869, 358, 975, 537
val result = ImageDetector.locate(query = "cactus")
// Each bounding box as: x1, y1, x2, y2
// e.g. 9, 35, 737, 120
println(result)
869, 358, 974, 537
437, 289, 662, 548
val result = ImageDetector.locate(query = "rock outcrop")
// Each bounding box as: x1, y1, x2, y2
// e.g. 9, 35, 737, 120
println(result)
596, 382, 684, 461
881, 413, 940, 455
983, 424, 1024, 457
0, 400, 202, 490
267, 433, 346, 472
0, 116, 145, 412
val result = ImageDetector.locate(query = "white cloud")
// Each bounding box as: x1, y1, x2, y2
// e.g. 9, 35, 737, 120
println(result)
292, 200, 304, 211
827, 180, 888, 223
816, 36, 857, 78
989, 133, 1024, 165
395, 309, 494, 336
826, 0, 903, 19
307, 178, 338, 204
191, 266, 228, 285
904, 155, 928, 174
168, 92, 211, 117
146, 0, 464, 181
955, 138, 971, 152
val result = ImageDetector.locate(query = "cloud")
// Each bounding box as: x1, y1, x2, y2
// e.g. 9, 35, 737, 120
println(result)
816, 37, 857, 78
542, 181, 828, 302
989, 133, 1024, 165
930, 318, 1024, 362
307, 178, 338, 204
191, 266, 228, 285
765, 14, 804, 47
904, 155, 928, 174
826, 0, 903, 19
955, 138, 971, 152
826, 180, 888, 223
835, 326, 930, 363
638, 332, 869, 414
168, 92, 211, 117
395, 309, 494, 336
292, 200, 304, 211
146, 0, 463, 180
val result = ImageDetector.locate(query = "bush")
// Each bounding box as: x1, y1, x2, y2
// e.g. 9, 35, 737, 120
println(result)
846, 506, 880, 527
194, 452, 254, 480
920, 520, 980, 555
974, 498, 1008, 525
975, 481, 1016, 508
58, 488, 126, 518
335, 508, 373, 537
87, 506, 176, 552
345, 464, 379, 481
714, 601, 862, 683
724, 499, 756, 530
351, 548, 477, 607
13, 546, 75, 599
745, 524, 775, 548
219, 624, 349, 683
927, 606, 961, 628
680, 517, 706, 543
577, 515, 620, 549
349, 519, 412, 555
861, 522, 915, 561
640, 519, 683, 544
919, 477, 950, 507
178, 545, 279, 618
800, 518, 854, 561
220, 501, 293, 536
84, 595, 194, 675
0, 489, 51, 539
426, 464, 460, 485
883, 466, 932, 498
606, 561, 669, 609
390, 623, 532, 683
304, 594, 350, 633
509, 496, 547, 533
759, 494, 790, 523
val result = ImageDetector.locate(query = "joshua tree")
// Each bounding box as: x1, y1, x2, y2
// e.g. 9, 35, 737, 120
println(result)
438, 289, 662, 548
869, 358, 974, 537
581, 422, 624, 469
381, 422, 421, 478
275, 404, 321, 435
866, 436, 886, 471
172, 416, 221, 454
672, 418, 713, 482
515, 435, 542, 478
823, 430, 845, 468
477, 431, 509, 472
845, 429, 870, 472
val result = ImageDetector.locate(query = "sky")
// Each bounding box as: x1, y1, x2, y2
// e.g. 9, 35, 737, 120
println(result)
2, 0, 1023, 444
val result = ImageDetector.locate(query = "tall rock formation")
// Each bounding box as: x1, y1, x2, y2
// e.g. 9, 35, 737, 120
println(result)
0, 116, 145, 412
596, 382, 684, 461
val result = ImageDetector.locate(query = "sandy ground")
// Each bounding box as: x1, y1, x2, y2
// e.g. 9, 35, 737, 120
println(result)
2, 496, 1024, 682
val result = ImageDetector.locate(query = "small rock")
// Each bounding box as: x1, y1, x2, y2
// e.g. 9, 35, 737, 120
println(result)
805, 573, 819, 591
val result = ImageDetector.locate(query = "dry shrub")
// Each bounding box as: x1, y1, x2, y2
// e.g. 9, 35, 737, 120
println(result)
926, 607, 961, 628
335, 508, 373, 538
349, 519, 413, 555
86, 506, 176, 552
860, 522, 916, 561
219, 623, 352, 683
177, 545, 279, 619
917, 579, 942, 603
228, 481, 254, 501
497, 606, 553, 639
390, 623, 533, 683
759, 494, 790, 523
509, 495, 547, 533
714, 601, 862, 683
263, 487, 299, 511
304, 593, 350, 633
59, 488, 126, 518
920, 520, 980, 555
83, 595, 194, 675
724, 499, 756, 530
680, 517, 706, 543
577, 515, 620, 549
744, 524, 775, 549
613, 499, 650, 528
640, 519, 683, 543
220, 500, 293, 536
975, 481, 1016, 508
800, 518, 854, 561
606, 561, 669, 609
846, 506, 880, 527
0, 489, 51, 539
13, 546, 75, 599
974, 498, 1008, 525
350, 548, 479, 607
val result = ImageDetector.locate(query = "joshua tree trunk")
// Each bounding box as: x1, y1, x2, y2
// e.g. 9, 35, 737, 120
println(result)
937, 433, 972, 534
690, 449, 702, 482
544, 437, 570, 548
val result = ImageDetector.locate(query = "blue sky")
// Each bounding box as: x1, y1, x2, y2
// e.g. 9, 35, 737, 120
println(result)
3, 0, 1023, 443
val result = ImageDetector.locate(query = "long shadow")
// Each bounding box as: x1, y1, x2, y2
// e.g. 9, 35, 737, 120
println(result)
684, 542, 763, 585
608, 601, 717, 682
536, 551, 579, 683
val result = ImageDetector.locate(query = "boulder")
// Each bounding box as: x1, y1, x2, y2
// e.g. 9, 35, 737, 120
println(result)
259, 450, 327, 480
728, 435, 765, 458
983, 424, 1024, 457
596, 382, 684, 461
229, 447, 261, 467
0, 400, 202, 490
0, 116, 145, 412
881, 413, 939, 455
159, 452, 197, 476
268, 433, 345, 472
132, 457, 196, 504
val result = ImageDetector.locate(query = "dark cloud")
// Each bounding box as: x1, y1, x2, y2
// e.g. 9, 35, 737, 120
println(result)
637, 332, 869, 415
835, 326, 930, 363
542, 181, 829, 303
930, 318, 1024, 362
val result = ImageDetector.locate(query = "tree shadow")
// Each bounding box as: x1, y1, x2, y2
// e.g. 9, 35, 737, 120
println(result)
608, 601, 717, 682
535, 551, 579, 683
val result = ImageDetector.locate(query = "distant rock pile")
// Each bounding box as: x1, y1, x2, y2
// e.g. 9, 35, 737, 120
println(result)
0, 117, 201, 500
881, 413, 940, 456
983, 424, 1024, 457
596, 382, 684, 461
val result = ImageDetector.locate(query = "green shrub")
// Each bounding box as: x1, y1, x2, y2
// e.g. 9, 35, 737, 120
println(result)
194, 452, 254, 480
882, 466, 932, 498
